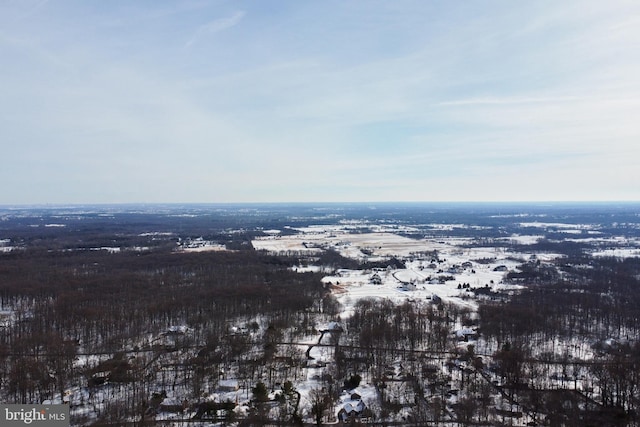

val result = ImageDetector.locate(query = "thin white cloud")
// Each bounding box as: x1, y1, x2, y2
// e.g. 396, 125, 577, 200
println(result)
5, 0, 50, 22
437, 96, 583, 107
185, 10, 245, 48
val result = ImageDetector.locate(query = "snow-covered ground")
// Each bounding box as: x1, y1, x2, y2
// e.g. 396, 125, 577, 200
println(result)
591, 247, 640, 258
7, 209, 637, 426
254, 226, 551, 314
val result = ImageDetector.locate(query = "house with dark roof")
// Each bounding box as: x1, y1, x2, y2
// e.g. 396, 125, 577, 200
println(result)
337, 399, 369, 423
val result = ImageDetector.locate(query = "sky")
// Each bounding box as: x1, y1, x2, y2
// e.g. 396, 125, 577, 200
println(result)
1, 0, 639, 204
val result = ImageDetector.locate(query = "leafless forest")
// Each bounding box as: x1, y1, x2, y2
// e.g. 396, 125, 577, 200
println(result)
1, 203, 640, 426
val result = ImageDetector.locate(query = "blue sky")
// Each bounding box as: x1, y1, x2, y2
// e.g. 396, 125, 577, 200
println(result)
1, 0, 639, 204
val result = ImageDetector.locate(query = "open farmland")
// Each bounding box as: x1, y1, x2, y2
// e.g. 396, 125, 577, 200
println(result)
1, 203, 640, 426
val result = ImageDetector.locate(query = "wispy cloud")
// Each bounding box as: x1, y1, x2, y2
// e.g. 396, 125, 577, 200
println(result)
437, 96, 583, 107
6, 0, 50, 22
185, 10, 245, 48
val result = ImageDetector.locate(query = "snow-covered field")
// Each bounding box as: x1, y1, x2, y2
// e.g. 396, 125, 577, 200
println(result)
247, 219, 640, 424
254, 226, 550, 313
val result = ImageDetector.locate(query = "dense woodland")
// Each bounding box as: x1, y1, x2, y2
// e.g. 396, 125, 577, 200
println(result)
0, 247, 324, 402
1, 204, 640, 426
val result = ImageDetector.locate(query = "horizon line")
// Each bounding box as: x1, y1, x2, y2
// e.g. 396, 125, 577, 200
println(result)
2, 200, 640, 208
